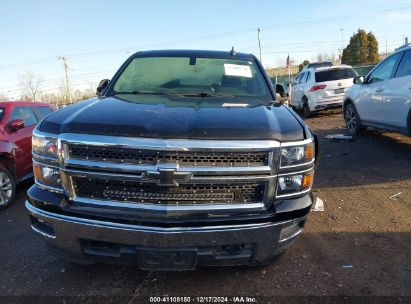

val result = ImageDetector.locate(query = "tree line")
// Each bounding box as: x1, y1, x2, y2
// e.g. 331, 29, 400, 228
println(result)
0, 71, 96, 106
297, 29, 381, 71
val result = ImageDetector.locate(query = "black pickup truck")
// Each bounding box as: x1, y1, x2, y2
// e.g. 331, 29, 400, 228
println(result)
27, 50, 317, 270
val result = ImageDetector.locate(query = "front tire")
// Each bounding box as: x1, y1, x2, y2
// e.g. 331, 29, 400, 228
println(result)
344, 103, 362, 136
0, 165, 16, 210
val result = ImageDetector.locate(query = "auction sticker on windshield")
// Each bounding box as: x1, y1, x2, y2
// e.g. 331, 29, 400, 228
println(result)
224, 64, 252, 78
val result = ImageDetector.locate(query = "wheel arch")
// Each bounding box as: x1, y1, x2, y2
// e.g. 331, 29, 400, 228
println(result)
0, 142, 16, 178
342, 97, 354, 114
301, 95, 309, 108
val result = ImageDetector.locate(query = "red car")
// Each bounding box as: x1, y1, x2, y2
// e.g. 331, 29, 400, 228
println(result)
0, 101, 56, 209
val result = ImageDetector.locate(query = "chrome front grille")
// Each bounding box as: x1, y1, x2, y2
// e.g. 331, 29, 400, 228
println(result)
57, 133, 279, 215
73, 177, 265, 205
68, 144, 269, 167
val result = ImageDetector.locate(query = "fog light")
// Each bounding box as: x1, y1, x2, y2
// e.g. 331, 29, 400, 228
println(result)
33, 163, 62, 190
277, 171, 314, 197
279, 222, 303, 242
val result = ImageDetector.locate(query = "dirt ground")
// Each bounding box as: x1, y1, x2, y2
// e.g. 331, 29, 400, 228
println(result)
0, 109, 410, 303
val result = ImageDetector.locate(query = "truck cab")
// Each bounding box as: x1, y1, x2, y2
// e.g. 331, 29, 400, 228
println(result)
26, 50, 318, 270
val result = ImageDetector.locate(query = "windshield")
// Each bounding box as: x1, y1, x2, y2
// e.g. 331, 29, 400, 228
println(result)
111, 56, 271, 100
315, 68, 357, 82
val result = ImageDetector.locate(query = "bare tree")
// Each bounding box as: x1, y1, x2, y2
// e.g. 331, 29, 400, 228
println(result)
313, 52, 335, 63
0, 92, 8, 101
18, 71, 42, 101
40, 92, 58, 105
57, 79, 70, 106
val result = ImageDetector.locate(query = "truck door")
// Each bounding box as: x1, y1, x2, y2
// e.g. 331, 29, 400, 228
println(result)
356, 52, 402, 124
382, 50, 411, 129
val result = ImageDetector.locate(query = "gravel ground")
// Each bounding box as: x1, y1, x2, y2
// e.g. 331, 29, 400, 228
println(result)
0, 108, 410, 303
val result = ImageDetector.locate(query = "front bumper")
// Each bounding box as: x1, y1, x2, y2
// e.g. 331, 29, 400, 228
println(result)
26, 187, 312, 270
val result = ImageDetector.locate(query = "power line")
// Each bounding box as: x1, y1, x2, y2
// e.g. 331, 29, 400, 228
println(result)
1, 5, 410, 71
58, 57, 72, 105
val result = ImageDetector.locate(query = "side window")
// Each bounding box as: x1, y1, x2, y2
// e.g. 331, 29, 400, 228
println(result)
305, 71, 311, 82
368, 53, 402, 83
9, 106, 38, 127
298, 72, 306, 84
33, 106, 53, 120
395, 50, 411, 78
293, 74, 301, 85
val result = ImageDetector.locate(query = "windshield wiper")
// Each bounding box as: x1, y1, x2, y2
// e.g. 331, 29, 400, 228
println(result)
181, 92, 234, 97
108, 90, 168, 96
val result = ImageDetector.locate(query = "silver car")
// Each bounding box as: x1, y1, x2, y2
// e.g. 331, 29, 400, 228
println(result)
343, 45, 411, 137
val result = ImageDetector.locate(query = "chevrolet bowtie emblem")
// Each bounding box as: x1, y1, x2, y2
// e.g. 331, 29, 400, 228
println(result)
146, 169, 192, 186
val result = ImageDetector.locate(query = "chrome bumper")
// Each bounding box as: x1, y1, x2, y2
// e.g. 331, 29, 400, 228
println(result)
26, 201, 307, 268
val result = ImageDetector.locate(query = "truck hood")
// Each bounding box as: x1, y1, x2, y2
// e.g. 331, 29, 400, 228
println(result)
39, 95, 306, 141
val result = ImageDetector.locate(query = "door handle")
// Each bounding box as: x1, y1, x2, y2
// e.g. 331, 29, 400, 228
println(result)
375, 87, 384, 93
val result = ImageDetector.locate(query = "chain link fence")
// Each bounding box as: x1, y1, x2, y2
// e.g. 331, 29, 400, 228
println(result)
269, 64, 375, 86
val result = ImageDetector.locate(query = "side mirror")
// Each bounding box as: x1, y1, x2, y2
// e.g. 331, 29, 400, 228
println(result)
96, 79, 110, 96
9, 119, 25, 131
353, 76, 365, 85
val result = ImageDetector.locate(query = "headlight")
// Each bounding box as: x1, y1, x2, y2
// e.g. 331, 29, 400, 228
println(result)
277, 171, 314, 197
280, 142, 314, 167
33, 163, 62, 190
32, 132, 58, 160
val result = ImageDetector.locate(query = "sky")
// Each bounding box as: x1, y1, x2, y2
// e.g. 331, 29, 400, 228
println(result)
1, 0, 411, 99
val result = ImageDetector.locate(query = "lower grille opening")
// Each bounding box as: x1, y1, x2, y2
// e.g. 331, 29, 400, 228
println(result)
30, 216, 55, 238
81, 239, 253, 261
73, 177, 265, 205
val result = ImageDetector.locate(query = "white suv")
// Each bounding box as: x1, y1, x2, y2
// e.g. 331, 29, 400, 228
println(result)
290, 65, 357, 117
343, 45, 411, 137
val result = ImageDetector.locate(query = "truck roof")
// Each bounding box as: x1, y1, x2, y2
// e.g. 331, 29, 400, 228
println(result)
394, 43, 411, 52
133, 49, 255, 60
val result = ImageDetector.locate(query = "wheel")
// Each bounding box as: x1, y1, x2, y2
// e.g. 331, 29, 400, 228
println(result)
344, 103, 363, 136
302, 97, 312, 118
0, 165, 16, 210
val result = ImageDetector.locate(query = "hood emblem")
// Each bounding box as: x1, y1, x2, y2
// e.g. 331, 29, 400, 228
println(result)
338, 83, 342, 87
145, 168, 192, 186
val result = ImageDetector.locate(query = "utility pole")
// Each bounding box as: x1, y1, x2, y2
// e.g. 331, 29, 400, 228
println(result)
257, 28, 262, 64
58, 56, 72, 106
340, 28, 345, 53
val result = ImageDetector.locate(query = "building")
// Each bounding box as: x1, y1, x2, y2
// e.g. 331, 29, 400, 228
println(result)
265, 66, 299, 77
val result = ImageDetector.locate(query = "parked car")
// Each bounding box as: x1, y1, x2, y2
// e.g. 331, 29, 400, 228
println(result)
26, 49, 318, 270
290, 65, 358, 117
0, 101, 56, 209
275, 83, 289, 98
343, 45, 411, 137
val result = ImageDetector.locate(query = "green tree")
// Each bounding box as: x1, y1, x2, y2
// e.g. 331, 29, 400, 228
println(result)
342, 29, 379, 66
367, 32, 379, 64
298, 60, 310, 71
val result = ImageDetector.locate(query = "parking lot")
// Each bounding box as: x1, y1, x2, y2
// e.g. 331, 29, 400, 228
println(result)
1, 109, 410, 302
